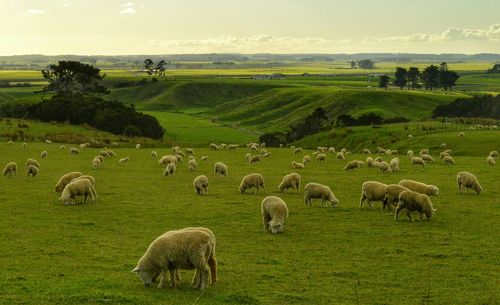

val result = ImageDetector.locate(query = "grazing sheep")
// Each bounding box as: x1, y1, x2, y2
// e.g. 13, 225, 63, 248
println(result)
386, 149, 392, 155
340, 148, 347, 154
132, 229, 216, 290
290, 145, 296, 150
399, 179, 439, 196
362, 149, 371, 154
245, 153, 251, 162
3, 162, 17, 177
188, 156, 195, 162
92, 157, 103, 170
136, 144, 141, 149
22, 142, 27, 149
407, 150, 414, 158
442, 155, 455, 165
395, 190, 436, 221
457, 171, 482, 195
489, 151, 498, 158
193, 175, 208, 195
458, 132, 465, 137
261, 196, 288, 234
421, 154, 434, 163
79, 143, 87, 149
70, 147, 80, 154
303, 155, 311, 164
214, 162, 228, 176
201, 156, 208, 161
228, 144, 238, 150
278, 173, 301, 193
439, 151, 451, 159
59, 179, 97, 205
249, 155, 261, 164
40, 151, 48, 158
210, 143, 219, 150
408, 135, 413, 140
316, 153, 326, 162
186, 148, 195, 156
336, 152, 345, 160
105, 150, 116, 157
119, 157, 130, 165
100, 150, 110, 158
239, 173, 265, 194
389, 158, 400, 172
440, 143, 447, 149
291, 161, 305, 169
317, 146, 327, 152
343, 160, 361, 171
374, 156, 383, 162
359, 181, 387, 210
260, 149, 268, 155
487, 156, 496, 166
328, 147, 335, 153
410, 157, 426, 167
383, 184, 410, 210
419, 149, 429, 156
304, 183, 339, 207
390, 150, 398, 155
27, 164, 39, 177
250, 144, 259, 152
293, 147, 302, 154
188, 159, 197, 171
71, 175, 96, 186
164, 163, 176, 176
54, 172, 83, 193
174, 154, 184, 163
262, 152, 272, 158
45, 139, 52, 144
151, 151, 158, 158
26, 159, 40, 169
379, 161, 391, 174
444, 149, 452, 155
159, 155, 177, 167
366, 156, 375, 168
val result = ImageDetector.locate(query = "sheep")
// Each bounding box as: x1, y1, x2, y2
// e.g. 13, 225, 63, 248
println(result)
186, 148, 195, 156
421, 154, 434, 163
419, 149, 429, 156
249, 155, 261, 164
172, 146, 180, 153
410, 157, 426, 167
457, 171, 482, 195
374, 156, 383, 163
159, 155, 177, 167
22, 142, 27, 149
105, 150, 116, 157
261, 196, 288, 234
390, 150, 398, 155
45, 139, 52, 144
201, 156, 208, 161
245, 153, 251, 162
26, 159, 40, 169
487, 156, 496, 166
439, 151, 451, 159
291, 161, 305, 169
399, 179, 439, 196
136, 144, 141, 149
379, 161, 391, 174
188, 159, 197, 171
408, 135, 413, 140
132, 229, 216, 290
260, 143, 266, 148
210, 143, 219, 150
214, 162, 228, 176
443, 155, 455, 165
366, 156, 375, 168
407, 150, 414, 158
383, 184, 410, 210
54, 172, 83, 193
2, 162, 17, 177
489, 151, 498, 158
359, 181, 387, 210
100, 150, 110, 158
343, 160, 361, 171
458, 132, 465, 137
317, 146, 327, 152
27, 164, 39, 177
340, 148, 347, 154
92, 158, 103, 170
228, 144, 238, 150
262, 152, 272, 158
193, 175, 208, 195
218, 143, 227, 150
250, 144, 259, 152
79, 143, 87, 149
239, 173, 265, 194
151, 151, 158, 158
119, 157, 130, 165
175, 154, 184, 163
395, 190, 436, 222
293, 147, 302, 154
71, 175, 96, 186
389, 158, 400, 172
316, 153, 326, 162
386, 149, 392, 155
362, 149, 371, 154
303, 155, 311, 164
59, 179, 97, 205
278, 173, 301, 193
328, 147, 335, 153
70, 147, 80, 154
336, 152, 345, 160
260, 149, 268, 155
444, 149, 452, 155
304, 183, 339, 207
40, 151, 48, 158
164, 163, 176, 176
440, 143, 447, 149
290, 145, 296, 150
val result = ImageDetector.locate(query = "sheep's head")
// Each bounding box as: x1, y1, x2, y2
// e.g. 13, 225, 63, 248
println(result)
268, 220, 283, 234
474, 183, 483, 194
430, 186, 439, 196
132, 266, 155, 287
328, 193, 339, 207
277, 183, 285, 192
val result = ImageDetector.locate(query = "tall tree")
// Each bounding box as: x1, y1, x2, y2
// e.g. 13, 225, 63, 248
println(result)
350, 61, 357, 69
439, 70, 460, 91
421, 65, 440, 90
41, 61, 108, 96
393, 67, 408, 90
156, 60, 168, 77
407, 67, 420, 89
357, 59, 375, 69
378, 75, 390, 89
144, 58, 155, 76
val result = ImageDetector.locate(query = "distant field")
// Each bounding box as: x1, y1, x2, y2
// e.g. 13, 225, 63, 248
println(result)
0, 141, 498, 304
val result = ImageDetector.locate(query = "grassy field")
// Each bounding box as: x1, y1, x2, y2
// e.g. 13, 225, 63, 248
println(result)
0, 140, 498, 305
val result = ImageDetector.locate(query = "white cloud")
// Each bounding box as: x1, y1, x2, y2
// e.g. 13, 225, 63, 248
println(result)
121, 2, 134, 7
119, 7, 136, 14
61, 3, 72, 8
26, 9, 45, 15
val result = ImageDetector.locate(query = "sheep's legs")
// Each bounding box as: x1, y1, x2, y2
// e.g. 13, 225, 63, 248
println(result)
158, 270, 166, 288
359, 193, 366, 208
405, 211, 414, 222
395, 205, 402, 220
263, 214, 271, 231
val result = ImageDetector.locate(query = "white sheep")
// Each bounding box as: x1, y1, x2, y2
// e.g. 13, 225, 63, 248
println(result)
100, 150, 110, 158
245, 153, 251, 162
188, 159, 197, 171
278, 173, 301, 192
374, 156, 383, 162
362, 149, 371, 154
119, 157, 130, 165
186, 148, 195, 155
389, 158, 400, 172
328, 147, 335, 153
151, 151, 158, 158
228, 144, 238, 150
407, 150, 414, 158
239, 173, 265, 194
70, 147, 80, 154
71, 175, 96, 186
336, 152, 345, 160
399, 179, 439, 196
395, 190, 436, 222
366, 156, 375, 168
487, 156, 496, 166
390, 150, 398, 155
457, 171, 482, 195
2, 162, 17, 177
92, 157, 103, 170
458, 132, 464, 137
214, 162, 228, 176
59, 179, 97, 205
359, 181, 387, 210
22, 142, 27, 149
419, 149, 429, 156
159, 155, 177, 167
343, 160, 361, 171
293, 147, 302, 154
27, 164, 39, 177
54, 172, 83, 193
26, 159, 40, 169
489, 151, 498, 158
304, 182, 339, 207
201, 156, 208, 161
377, 147, 386, 155
291, 161, 305, 169
249, 155, 261, 163
378, 161, 391, 174
105, 150, 116, 157
410, 157, 426, 167
262, 152, 272, 158
164, 163, 176, 176
442, 155, 455, 165
136, 143, 141, 149
316, 153, 326, 162
261, 196, 288, 234
40, 151, 48, 158
408, 135, 413, 140
303, 155, 311, 164
421, 154, 434, 163
383, 184, 409, 210
193, 175, 208, 195
45, 139, 52, 144
210, 143, 219, 150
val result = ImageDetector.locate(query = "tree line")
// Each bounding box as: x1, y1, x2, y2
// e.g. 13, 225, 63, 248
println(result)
432, 94, 500, 120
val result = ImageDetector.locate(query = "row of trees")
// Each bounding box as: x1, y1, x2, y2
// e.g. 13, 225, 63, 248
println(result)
144, 59, 169, 79
433, 94, 500, 120
379, 62, 459, 91
350, 59, 375, 69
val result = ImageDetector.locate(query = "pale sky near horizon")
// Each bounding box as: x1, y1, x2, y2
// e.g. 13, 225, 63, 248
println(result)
1, 0, 499, 55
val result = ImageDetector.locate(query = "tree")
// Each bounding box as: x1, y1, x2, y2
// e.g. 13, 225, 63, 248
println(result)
421, 65, 440, 90
407, 67, 420, 89
41, 61, 108, 96
144, 58, 155, 76
357, 59, 375, 69
439, 70, 460, 91
378, 75, 390, 89
393, 67, 408, 90
156, 60, 168, 77
350, 61, 357, 69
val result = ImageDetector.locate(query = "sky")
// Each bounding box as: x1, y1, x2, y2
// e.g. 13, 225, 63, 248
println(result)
1, 0, 499, 55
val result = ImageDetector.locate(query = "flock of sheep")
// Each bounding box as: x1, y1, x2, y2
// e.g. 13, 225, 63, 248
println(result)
1, 139, 496, 291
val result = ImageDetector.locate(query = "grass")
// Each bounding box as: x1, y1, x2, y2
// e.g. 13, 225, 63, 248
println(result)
0, 140, 499, 304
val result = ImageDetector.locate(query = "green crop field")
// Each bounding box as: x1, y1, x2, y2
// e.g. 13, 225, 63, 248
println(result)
0, 140, 498, 305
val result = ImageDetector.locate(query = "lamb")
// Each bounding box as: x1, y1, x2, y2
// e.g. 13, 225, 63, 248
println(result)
362, 149, 371, 154
136, 144, 141, 149
40, 151, 48, 158
3, 162, 17, 177
132, 229, 216, 290
303, 155, 311, 164
395, 190, 436, 221
261, 196, 289, 234
383, 184, 410, 210
487, 156, 496, 166
71, 175, 96, 186
316, 153, 326, 162
164, 163, 176, 176
249, 155, 261, 163
159, 155, 177, 167
489, 151, 498, 158
359, 181, 387, 210
119, 157, 130, 165
378, 161, 391, 174
389, 158, 400, 172
278, 173, 301, 192
59, 179, 97, 205
293, 147, 302, 154
105, 150, 116, 157
201, 156, 208, 161
336, 152, 345, 160
26, 159, 40, 169
410, 157, 426, 167
193, 175, 208, 195
442, 155, 455, 165
70, 147, 80, 154
419, 149, 429, 156
399, 179, 439, 196
151, 151, 158, 158
457, 171, 482, 195
188, 159, 197, 171
366, 156, 375, 168
421, 154, 434, 163
304, 182, 339, 207
214, 162, 228, 176
291, 161, 305, 169
27, 164, 39, 177
239, 173, 265, 194
343, 160, 361, 171
54, 172, 83, 193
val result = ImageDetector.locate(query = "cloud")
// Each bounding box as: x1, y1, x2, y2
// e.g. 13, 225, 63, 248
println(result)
119, 7, 136, 14
61, 3, 72, 8
121, 2, 134, 7
26, 9, 45, 15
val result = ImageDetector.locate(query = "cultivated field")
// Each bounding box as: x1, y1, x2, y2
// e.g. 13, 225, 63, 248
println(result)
1, 141, 498, 305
